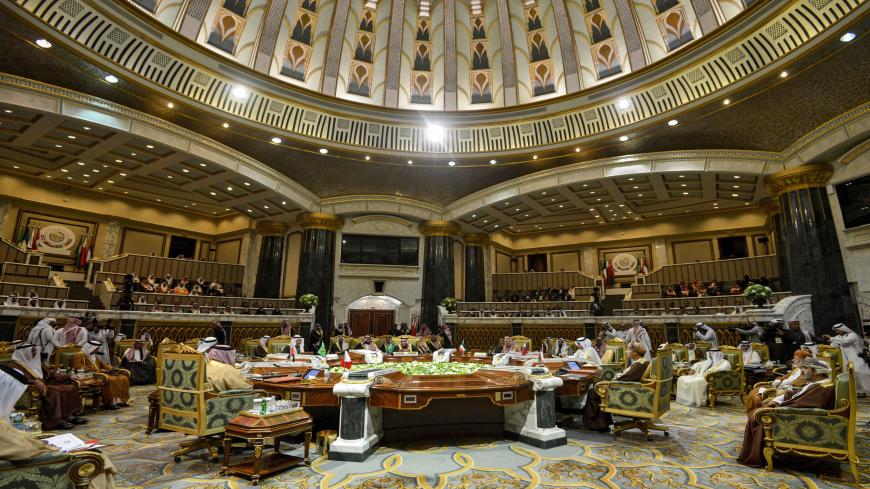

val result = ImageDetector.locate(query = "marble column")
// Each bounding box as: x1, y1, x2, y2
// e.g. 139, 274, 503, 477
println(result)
103, 220, 121, 258
766, 164, 859, 334
253, 221, 288, 299
0, 199, 11, 241
420, 221, 459, 329
329, 376, 382, 462
295, 213, 343, 333
759, 198, 789, 291
464, 234, 488, 302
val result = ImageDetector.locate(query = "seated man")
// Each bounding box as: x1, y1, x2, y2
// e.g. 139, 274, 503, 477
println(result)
121, 338, 157, 385
675, 348, 731, 407
572, 338, 601, 365
740, 341, 762, 365
418, 334, 441, 354
551, 338, 572, 357
358, 336, 379, 352
253, 335, 270, 358
582, 342, 649, 431
280, 335, 305, 355
0, 367, 118, 488
70, 341, 131, 410
737, 357, 835, 467
329, 336, 351, 354
10, 343, 85, 430
206, 345, 252, 392
395, 337, 416, 353
744, 349, 810, 413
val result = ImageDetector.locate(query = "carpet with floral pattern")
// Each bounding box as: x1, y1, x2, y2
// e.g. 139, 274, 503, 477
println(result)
69, 387, 868, 489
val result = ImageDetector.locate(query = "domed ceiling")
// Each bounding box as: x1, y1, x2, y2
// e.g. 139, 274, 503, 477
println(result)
129, 0, 751, 111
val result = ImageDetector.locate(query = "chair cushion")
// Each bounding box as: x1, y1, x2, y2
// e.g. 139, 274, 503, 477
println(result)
162, 359, 199, 389
708, 371, 741, 391
0, 452, 73, 489
772, 412, 848, 450
834, 372, 850, 409
606, 384, 654, 413
205, 394, 255, 430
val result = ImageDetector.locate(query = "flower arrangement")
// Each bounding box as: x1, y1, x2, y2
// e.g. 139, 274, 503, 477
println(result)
441, 297, 458, 312
329, 361, 482, 376
298, 293, 319, 309
743, 284, 772, 306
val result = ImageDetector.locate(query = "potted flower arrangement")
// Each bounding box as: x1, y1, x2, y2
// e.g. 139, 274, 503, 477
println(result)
743, 284, 772, 307
440, 297, 458, 313
298, 293, 319, 314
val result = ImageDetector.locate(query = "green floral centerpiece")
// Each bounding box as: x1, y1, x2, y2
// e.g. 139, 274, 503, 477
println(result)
298, 293, 318, 311
329, 361, 482, 376
441, 297, 458, 313
743, 284, 772, 307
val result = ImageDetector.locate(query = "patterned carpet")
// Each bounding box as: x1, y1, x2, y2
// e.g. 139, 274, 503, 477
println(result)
70, 386, 868, 489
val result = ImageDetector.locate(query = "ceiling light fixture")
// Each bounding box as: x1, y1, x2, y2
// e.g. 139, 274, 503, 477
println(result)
67, 135, 76, 139
281, 201, 286, 205
108, 180, 115, 183
407, 160, 413, 165
230, 85, 249, 99
263, 205, 269, 209
209, 191, 216, 196
83, 126, 91, 131
448, 161, 456, 166
364, 156, 371, 160
182, 168, 189, 173
271, 137, 282, 144
226, 186, 233, 191
668, 119, 679, 126
682, 192, 689, 195
35, 38, 52, 48
146, 144, 154, 149
733, 175, 741, 179
166, 102, 174, 108
119, 173, 127, 176
199, 163, 207, 167
243, 182, 251, 186
222, 123, 229, 129
166, 175, 173, 179
617, 98, 631, 110
92, 169, 99, 173
84, 174, 90, 178
489, 159, 497, 164
731, 193, 739, 197
574, 147, 580, 153
723, 99, 731, 105
76, 161, 85, 166
533, 155, 538, 160
319, 148, 328, 154
779, 71, 788, 78
638, 194, 643, 197
104, 75, 119, 83
471, 214, 476, 218
840, 32, 856, 42
61, 169, 68, 173
55, 144, 62, 148
619, 135, 629, 142
426, 124, 445, 143
156, 198, 162, 202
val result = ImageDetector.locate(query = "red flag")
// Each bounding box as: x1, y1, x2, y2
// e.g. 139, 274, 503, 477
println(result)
606, 260, 615, 286
341, 351, 352, 369
457, 340, 466, 354
289, 345, 296, 362
521, 344, 529, 356
29, 226, 40, 250
410, 319, 417, 336
539, 349, 545, 364
78, 236, 89, 267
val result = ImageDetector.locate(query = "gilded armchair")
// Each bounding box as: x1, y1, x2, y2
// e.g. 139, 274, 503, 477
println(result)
600, 338, 628, 381
157, 345, 262, 461
817, 345, 842, 378
0, 342, 40, 417
238, 338, 261, 357
0, 450, 104, 489
755, 363, 859, 482
705, 346, 744, 408
596, 345, 672, 440
751, 342, 770, 363
266, 335, 293, 354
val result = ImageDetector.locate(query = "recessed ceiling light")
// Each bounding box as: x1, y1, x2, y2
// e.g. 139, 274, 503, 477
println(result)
733, 175, 741, 179
61, 169, 68, 173
590, 191, 596, 194
66, 176, 72, 180
681, 183, 687, 187
281, 201, 286, 205
732, 185, 740, 188
271, 137, 282, 144
98, 187, 103, 190
230, 85, 249, 98
678, 175, 685, 178
618, 204, 624, 207
225, 208, 230, 211
596, 198, 602, 201
130, 152, 136, 156
167, 175, 173, 179
243, 182, 250, 186
582, 184, 588, 187
617, 98, 631, 109
119, 173, 127, 176
35, 38, 52, 48
83, 126, 91, 131
263, 205, 269, 209
657, 213, 663, 216
633, 185, 639, 189
247, 209, 253, 213
166, 102, 174, 108
515, 208, 520, 211
407, 160, 413, 165
524, 214, 529, 217
200, 163, 207, 167
319, 148, 328, 154
92, 169, 100, 173
222, 122, 229, 128
482, 220, 488, 223
682, 192, 689, 195
840, 32, 856, 42
533, 155, 538, 160
731, 193, 739, 197
104, 75, 119, 83
12, 165, 18, 169
426, 124, 445, 143
84, 174, 90, 178
638, 194, 643, 197
779, 71, 788, 78
574, 148, 580, 153
76, 161, 85, 166
146, 144, 154, 149
504, 202, 509, 205
209, 191, 216, 196
723, 99, 731, 105
108, 180, 115, 183
489, 159, 497, 164
558, 204, 564, 208
668, 119, 679, 126
190, 203, 196, 206
619, 135, 628, 142
745, 202, 751, 205
156, 198, 162, 202
182, 168, 189, 173
494, 224, 498, 228
448, 161, 456, 166
471, 214, 476, 218
67, 135, 76, 139
55, 144, 62, 148
226, 186, 233, 191
184, 205, 188, 208
365, 155, 371, 160
604, 204, 609, 208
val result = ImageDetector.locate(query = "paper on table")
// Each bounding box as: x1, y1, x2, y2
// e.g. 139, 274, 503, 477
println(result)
44, 433, 87, 452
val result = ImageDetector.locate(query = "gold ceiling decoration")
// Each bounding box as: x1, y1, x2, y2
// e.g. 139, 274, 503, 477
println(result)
296, 212, 344, 231
419, 221, 460, 237
765, 164, 834, 197
757, 198, 781, 216
255, 221, 289, 236
463, 233, 491, 246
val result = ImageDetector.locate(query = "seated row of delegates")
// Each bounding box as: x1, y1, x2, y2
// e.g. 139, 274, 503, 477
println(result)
0, 366, 118, 488
744, 349, 811, 413
10, 342, 86, 430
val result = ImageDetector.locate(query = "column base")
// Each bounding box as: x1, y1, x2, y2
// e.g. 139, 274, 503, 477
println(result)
504, 428, 567, 448
327, 433, 381, 462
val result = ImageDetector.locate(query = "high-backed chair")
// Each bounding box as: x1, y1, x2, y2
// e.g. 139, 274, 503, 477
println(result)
705, 346, 744, 408
390, 335, 420, 349
750, 342, 770, 364
266, 335, 293, 354
597, 345, 672, 440
511, 335, 531, 352
600, 338, 628, 381
53, 345, 82, 370
693, 341, 712, 359
817, 345, 842, 378
329, 335, 355, 352
238, 338, 261, 357
756, 363, 859, 482
157, 345, 262, 461
0, 450, 105, 489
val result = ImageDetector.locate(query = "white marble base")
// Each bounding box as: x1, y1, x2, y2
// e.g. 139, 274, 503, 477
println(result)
329, 432, 382, 462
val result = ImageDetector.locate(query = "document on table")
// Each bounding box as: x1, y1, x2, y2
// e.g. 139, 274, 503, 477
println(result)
44, 433, 104, 452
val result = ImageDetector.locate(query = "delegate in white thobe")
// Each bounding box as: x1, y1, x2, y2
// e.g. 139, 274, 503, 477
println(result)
627, 326, 652, 360
676, 352, 731, 407
829, 325, 870, 394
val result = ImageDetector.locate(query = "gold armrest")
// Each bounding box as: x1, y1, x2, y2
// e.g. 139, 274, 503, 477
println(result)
68, 451, 105, 488
753, 381, 774, 390
676, 368, 693, 376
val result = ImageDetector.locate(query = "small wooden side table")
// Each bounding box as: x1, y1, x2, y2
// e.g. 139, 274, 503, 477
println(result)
222, 408, 313, 485
75, 377, 106, 412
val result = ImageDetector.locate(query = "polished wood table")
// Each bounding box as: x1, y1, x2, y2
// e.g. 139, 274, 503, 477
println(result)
75, 377, 106, 412
221, 409, 313, 485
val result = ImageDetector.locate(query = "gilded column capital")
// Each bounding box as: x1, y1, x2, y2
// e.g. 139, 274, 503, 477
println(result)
464, 233, 490, 246
296, 212, 344, 231
419, 220, 460, 237
255, 221, 289, 236
757, 197, 780, 215
765, 164, 833, 198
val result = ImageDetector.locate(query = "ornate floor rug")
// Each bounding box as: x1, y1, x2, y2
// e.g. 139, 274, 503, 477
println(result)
71, 386, 868, 488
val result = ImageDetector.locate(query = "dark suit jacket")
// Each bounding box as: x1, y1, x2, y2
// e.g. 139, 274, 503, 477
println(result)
615, 359, 648, 382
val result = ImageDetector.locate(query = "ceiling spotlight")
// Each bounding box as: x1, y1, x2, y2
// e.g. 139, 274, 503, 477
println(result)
638, 194, 643, 197
319, 148, 328, 154
35, 38, 52, 48
166, 175, 173, 179
156, 198, 162, 202
199, 163, 207, 167
166, 102, 174, 108
84, 174, 91, 178
230, 85, 249, 99
146, 144, 154, 149
12, 165, 18, 169
533, 155, 538, 160
574, 147, 580, 153
98, 187, 103, 190
271, 137, 282, 144
119, 172, 127, 176
668, 119, 679, 126
281, 201, 286, 205
243, 182, 250, 186
471, 214, 476, 218
104, 75, 119, 83
840, 32, 856, 42
426, 124, 445, 143
617, 98, 631, 110
482, 220, 488, 223
209, 191, 216, 196
66, 176, 72, 180
448, 161, 456, 166
489, 159, 497, 164
61, 169, 68, 173
733, 175, 741, 179
731, 193, 739, 197
67, 135, 76, 139
226, 186, 233, 191
263, 205, 269, 209
247, 209, 253, 213
618, 204, 624, 207
779, 71, 788, 78
558, 204, 564, 208
407, 160, 413, 165
682, 192, 689, 195
108, 180, 115, 184
222, 122, 229, 128
182, 168, 189, 173
115, 159, 122, 163
83, 126, 92, 131
678, 175, 685, 178
130, 152, 136, 156
619, 135, 629, 142
364, 156, 371, 160
723, 99, 731, 105
55, 144, 63, 148
76, 161, 85, 166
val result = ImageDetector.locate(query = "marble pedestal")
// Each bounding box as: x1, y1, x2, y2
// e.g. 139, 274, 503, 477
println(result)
329, 378, 383, 462
504, 376, 567, 448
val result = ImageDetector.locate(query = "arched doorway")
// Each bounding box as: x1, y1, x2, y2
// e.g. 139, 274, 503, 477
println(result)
346, 295, 402, 336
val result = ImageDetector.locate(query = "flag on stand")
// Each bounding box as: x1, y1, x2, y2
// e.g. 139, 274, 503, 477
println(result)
289, 345, 296, 362
606, 260, 615, 286
28, 225, 40, 250
520, 343, 529, 356
341, 351, 352, 369
539, 348, 545, 364
641, 257, 649, 275
17, 226, 31, 249
457, 340, 466, 354
410, 318, 417, 336
317, 343, 327, 356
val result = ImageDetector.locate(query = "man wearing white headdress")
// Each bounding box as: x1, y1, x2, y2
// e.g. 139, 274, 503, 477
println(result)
693, 322, 719, 348
0, 366, 119, 489
739, 341, 762, 365
52, 317, 87, 348
551, 337, 572, 357
253, 335, 270, 357
572, 338, 601, 366
206, 345, 252, 392
675, 348, 731, 407
121, 338, 156, 385
827, 323, 870, 395
11, 343, 85, 430
71, 341, 130, 410
626, 320, 652, 360
197, 336, 218, 354
800, 342, 818, 357
282, 335, 305, 355
28, 317, 57, 361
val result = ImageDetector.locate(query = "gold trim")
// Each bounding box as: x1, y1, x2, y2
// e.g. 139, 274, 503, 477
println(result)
757, 198, 781, 216
296, 212, 344, 231
419, 221, 460, 237
765, 164, 833, 197
463, 233, 490, 246
839, 139, 870, 166
255, 221, 289, 236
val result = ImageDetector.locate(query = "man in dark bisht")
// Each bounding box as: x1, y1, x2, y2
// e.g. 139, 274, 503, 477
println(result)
121, 338, 157, 385
10, 343, 86, 430
581, 342, 650, 432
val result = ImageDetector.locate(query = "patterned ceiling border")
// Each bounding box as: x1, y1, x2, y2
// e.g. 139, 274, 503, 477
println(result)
7, 0, 866, 155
